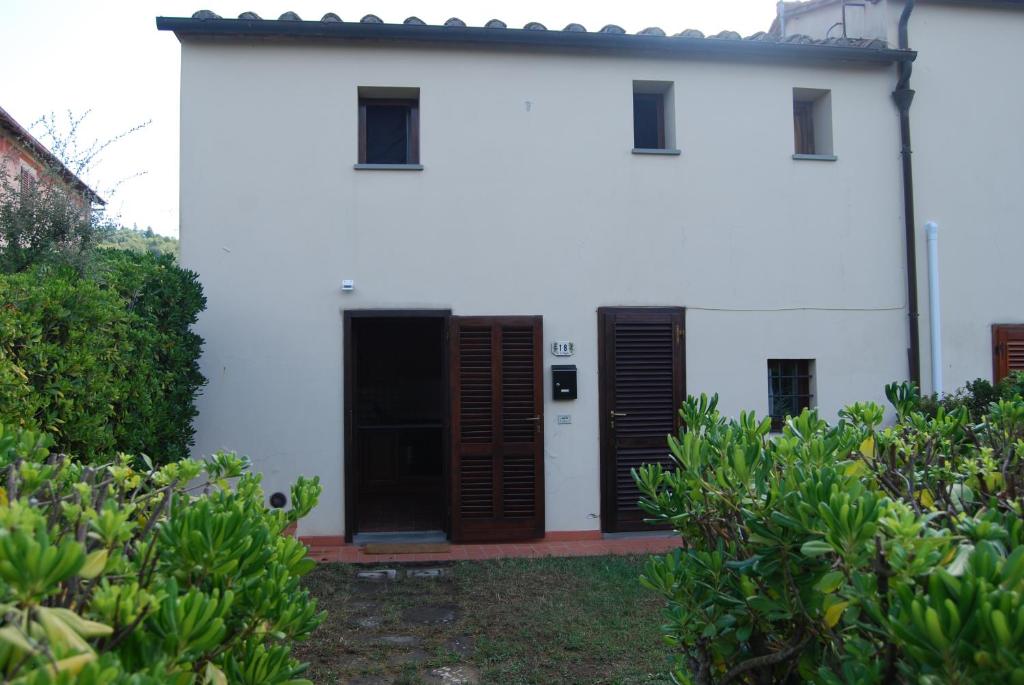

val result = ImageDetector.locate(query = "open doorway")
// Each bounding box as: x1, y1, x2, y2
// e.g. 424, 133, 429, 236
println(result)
345, 312, 448, 539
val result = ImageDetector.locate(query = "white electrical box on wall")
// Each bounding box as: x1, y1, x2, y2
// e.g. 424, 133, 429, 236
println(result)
341, 280, 355, 292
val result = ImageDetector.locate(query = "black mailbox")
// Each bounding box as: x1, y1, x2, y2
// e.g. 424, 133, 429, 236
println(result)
552, 365, 577, 400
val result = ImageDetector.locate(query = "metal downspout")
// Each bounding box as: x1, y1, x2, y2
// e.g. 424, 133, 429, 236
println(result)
894, 0, 921, 388
926, 222, 943, 395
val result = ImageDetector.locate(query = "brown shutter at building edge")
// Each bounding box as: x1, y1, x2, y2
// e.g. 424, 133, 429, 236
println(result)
450, 316, 544, 542
993, 324, 1024, 382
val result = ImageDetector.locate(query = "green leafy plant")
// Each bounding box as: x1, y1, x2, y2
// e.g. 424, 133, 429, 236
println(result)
636, 382, 1024, 684
916, 372, 1024, 423
0, 423, 322, 684
90, 248, 205, 458
0, 250, 205, 463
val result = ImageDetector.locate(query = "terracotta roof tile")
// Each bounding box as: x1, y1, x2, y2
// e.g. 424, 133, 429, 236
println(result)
169, 11, 909, 57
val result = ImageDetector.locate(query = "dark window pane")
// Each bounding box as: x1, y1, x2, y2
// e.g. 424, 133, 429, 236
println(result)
794, 100, 815, 154
365, 104, 410, 164
633, 93, 663, 149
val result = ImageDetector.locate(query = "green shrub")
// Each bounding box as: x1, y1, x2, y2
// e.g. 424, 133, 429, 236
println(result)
0, 253, 205, 463
0, 423, 323, 684
635, 383, 1024, 684
91, 249, 205, 458
918, 372, 1024, 423
0, 266, 133, 457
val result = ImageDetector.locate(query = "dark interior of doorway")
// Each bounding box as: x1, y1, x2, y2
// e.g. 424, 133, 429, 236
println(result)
353, 317, 446, 534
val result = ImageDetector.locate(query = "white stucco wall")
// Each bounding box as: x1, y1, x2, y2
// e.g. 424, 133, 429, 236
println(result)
178, 38, 909, 536
903, 3, 1024, 394
782, 0, 1024, 396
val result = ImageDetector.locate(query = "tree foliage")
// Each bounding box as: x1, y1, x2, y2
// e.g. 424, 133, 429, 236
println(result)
636, 375, 1024, 684
0, 172, 101, 275
99, 226, 178, 259
0, 423, 322, 684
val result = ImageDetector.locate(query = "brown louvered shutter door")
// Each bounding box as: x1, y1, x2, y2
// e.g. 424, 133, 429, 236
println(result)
451, 316, 544, 542
993, 324, 1024, 382
600, 308, 685, 532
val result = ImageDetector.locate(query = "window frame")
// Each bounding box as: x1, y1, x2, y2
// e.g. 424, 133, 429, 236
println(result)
792, 88, 835, 160
358, 97, 420, 166
767, 359, 815, 431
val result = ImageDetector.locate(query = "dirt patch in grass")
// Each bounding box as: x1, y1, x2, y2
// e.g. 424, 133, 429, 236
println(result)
293, 555, 673, 684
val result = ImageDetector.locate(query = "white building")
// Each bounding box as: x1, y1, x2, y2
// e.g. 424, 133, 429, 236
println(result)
776, 0, 1024, 397
158, 2, 1023, 543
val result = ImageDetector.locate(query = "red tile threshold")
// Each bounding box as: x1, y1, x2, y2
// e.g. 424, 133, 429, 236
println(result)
301, 535, 680, 564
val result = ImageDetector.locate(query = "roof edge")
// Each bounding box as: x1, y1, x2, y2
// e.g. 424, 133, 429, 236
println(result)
155, 16, 915, 65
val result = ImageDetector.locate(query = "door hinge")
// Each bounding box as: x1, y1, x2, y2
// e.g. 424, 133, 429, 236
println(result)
676, 325, 685, 342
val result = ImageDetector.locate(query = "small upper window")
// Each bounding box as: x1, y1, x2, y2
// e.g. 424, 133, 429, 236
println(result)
358, 87, 419, 166
632, 81, 677, 154
793, 88, 834, 158
767, 359, 815, 430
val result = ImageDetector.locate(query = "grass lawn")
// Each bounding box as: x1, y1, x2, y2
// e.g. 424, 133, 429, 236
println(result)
293, 555, 674, 685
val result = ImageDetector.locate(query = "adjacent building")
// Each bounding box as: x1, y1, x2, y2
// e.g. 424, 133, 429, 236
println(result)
157, 2, 1022, 543
776, 0, 1024, 398
0, 105, 103, 209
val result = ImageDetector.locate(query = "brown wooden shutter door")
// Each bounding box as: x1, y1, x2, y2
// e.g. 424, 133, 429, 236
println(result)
993, 324, 1024, 382
599, 308, 685, 533
450, 316, 544, 543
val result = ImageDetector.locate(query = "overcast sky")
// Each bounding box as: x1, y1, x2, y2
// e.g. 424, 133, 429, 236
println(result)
1, 1, 778, 237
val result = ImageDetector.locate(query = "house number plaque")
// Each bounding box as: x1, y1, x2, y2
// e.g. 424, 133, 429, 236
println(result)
551, 341, 574, 357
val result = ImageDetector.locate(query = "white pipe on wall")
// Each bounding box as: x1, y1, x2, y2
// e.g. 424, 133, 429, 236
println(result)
925, 221, 942, 396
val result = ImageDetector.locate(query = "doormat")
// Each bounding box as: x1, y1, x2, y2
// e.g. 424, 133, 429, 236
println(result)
362, 542, 451, 555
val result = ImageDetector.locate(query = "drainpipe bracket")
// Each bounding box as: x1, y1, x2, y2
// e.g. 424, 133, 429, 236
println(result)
892, 87, 916, 112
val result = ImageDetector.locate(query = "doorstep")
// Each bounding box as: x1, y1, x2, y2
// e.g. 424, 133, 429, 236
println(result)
300, 531, 681, 564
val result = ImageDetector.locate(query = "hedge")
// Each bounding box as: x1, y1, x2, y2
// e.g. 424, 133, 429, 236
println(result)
636, 378, 1024, 684
0, 250, 205, 463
